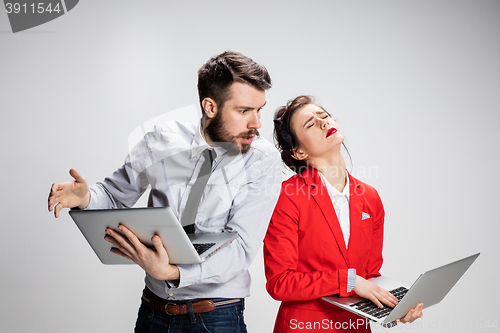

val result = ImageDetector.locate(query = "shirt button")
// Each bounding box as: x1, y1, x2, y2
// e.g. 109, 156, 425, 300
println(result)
169, 292, 174, 297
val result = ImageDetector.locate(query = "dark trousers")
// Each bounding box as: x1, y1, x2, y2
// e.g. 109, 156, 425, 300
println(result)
135, 288, 247, 333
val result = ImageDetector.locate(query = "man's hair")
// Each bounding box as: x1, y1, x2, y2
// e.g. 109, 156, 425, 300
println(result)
197, 51, 272, 114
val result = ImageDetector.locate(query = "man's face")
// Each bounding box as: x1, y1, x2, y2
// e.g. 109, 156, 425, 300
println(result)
205, 82, 266, 154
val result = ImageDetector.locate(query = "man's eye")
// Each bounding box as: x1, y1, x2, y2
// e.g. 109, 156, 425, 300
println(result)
240, 110, 247, 113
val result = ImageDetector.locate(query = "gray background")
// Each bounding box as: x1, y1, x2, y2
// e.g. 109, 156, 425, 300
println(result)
1, 1, 499, 332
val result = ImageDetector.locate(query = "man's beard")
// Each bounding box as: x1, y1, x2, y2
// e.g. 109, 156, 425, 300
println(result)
205, 111, 259, 154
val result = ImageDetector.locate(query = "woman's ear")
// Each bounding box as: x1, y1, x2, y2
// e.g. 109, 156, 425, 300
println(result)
292, 147, 308, 161
202, 97, 218, 119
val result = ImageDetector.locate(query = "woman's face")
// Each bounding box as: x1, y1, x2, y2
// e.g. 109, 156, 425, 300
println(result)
290, 104, 344, 161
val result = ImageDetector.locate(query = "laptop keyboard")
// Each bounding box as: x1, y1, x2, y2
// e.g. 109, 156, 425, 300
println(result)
193, 243, 216, 255
350, 287, 408, 319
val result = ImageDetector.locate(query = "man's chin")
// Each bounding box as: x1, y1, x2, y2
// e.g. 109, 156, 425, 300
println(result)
213, 141, 242, 155
211, 139, 252, 155
237, 137, 253, 154
240, 143, 251, 154
230, 141, 251, 154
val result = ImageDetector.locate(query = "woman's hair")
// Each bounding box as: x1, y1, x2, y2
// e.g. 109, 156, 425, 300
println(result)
274, 95, 314, 174
274, 95, 351, 174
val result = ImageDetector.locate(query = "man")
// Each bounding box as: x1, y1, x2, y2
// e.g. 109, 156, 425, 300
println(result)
48, 51, 282, 332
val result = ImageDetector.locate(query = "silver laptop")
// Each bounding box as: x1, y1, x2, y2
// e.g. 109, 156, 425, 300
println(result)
69, 207, 238, 265
322, 253, 479, 328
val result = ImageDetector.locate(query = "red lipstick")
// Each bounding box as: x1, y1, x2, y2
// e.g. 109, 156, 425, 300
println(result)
326, 128, 337, 138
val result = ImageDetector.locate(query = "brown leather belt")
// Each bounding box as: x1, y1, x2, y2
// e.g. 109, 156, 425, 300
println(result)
142, 295, 242, 315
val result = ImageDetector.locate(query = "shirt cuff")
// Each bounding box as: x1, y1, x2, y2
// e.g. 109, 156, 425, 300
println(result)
171, 264, 202, 289
85, 186, 98, 209
347, 268, 356, 293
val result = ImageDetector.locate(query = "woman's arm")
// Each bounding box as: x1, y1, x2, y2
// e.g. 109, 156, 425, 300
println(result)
364, 192, 385, 279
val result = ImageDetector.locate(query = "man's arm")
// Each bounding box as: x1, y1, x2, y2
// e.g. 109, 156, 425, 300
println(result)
85, 158, 149, 210
48, 158, 149, 216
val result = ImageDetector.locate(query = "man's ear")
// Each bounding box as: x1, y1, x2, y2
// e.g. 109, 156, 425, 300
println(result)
292, 147, 308, 161
202, 97, 218, 119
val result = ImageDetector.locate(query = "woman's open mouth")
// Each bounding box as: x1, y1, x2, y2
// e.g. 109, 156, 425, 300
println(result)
326, 128, 337, 138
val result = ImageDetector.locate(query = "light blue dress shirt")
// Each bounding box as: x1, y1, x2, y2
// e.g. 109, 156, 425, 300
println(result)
86, 120, 282, 300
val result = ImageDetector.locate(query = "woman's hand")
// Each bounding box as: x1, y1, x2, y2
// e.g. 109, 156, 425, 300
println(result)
396, 303, 424, 324
353, 276, 399, 309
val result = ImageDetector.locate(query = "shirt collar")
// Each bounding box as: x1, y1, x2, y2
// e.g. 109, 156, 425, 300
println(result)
318, 171, 350, 199
190, 120, 227, 161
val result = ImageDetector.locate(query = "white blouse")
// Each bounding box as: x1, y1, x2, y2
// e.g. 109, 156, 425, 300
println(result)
318, 171, 356, 292
318, 171, 350, 248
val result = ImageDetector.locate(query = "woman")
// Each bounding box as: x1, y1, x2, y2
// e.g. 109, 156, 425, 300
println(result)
264, 96, 423, 332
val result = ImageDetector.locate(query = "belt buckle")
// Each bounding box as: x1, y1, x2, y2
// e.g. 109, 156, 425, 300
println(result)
165, 303, 178, 315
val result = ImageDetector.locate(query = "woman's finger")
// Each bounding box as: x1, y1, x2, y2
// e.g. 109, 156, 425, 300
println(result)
368, 294, 384, 309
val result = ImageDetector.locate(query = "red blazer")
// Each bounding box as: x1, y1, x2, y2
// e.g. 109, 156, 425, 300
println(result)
264, 167, 385, 332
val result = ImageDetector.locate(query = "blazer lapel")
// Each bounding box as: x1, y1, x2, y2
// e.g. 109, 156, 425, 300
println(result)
347, 174, 365, 258
302, 168, 349, 263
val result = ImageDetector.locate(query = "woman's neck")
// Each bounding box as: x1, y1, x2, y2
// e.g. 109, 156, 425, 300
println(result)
309, 152, 347, 192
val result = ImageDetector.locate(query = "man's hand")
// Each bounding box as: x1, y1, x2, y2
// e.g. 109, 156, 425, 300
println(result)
104, 225, 180, 281
396, 303, 424, 324
353, 276, 399, 309
48, 169, 90, 217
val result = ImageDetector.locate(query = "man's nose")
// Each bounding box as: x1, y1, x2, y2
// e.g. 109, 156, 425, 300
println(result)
248, 110, 261, 129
